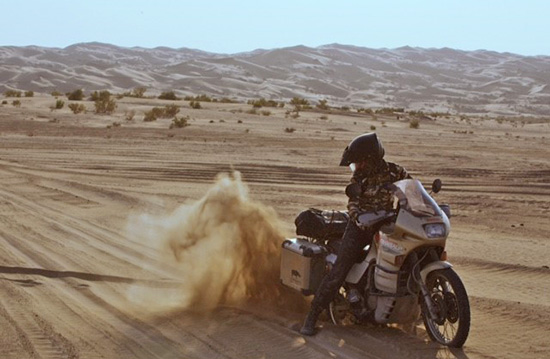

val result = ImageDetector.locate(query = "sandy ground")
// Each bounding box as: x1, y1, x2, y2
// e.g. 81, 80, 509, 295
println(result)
0, 94, 549, 359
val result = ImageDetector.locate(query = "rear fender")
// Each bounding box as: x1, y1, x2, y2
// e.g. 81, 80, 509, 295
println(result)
420, 261, 452, 283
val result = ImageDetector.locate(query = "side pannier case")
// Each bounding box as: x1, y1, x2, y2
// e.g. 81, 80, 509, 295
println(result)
280, 238, 326, 295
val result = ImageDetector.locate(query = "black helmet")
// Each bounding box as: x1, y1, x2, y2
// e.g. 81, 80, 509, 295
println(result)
339, 132, 385, 166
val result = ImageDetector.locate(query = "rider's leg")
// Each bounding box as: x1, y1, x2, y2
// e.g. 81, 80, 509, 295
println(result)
300, 222, 373, 335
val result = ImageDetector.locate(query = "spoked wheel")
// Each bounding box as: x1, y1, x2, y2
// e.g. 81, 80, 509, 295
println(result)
328, 288, 355, 325
422, 268, 470, 348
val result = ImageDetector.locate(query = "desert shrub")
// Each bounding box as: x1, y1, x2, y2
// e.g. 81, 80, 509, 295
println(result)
89, 91, 99, 101
370, 125, 376, 130
93, 91, 117, 114
290, 97, 311, 110
246, 108, 258, 115
125, 110, 135, 121
158, 91, 179, 100
409, 118, 420, 129
219, 97, 238, 103
357, 108, 374, 114
341, 106, 350, 111
53, 99, 65, 109
247, 98, 281, 108
261, 110, 271, 116
143, 109, 158, 122
68, 103, 86, 114
164, 104, 180, 117
184, 94, 212, 102
51, 90, 63, 97
12, 100, 21, 107
4, 90, 22, 97
316, 99, 329, 110
409, 110, 426, 118
285, 127, 296, 133
67, 89, 84, 101
132, 87, 147, 98
170, 115, 191, 129
319, 115, 328, 120
189, 101, 202, 109
24, 91, 34, 97
1, 100, 7, 105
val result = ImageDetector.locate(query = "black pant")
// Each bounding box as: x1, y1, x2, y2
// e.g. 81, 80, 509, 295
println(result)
311, 220, 374, 309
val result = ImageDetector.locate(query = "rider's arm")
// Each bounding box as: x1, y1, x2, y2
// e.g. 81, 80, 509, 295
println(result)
390, 163, 412, 181
346, 177, 361, 221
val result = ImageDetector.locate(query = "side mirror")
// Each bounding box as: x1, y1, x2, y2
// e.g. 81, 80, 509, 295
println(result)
345, 183, 362, 199
432, 179, 442, 194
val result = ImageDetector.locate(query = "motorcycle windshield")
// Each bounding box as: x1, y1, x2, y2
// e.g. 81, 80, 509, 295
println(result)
393, 179, 443, 217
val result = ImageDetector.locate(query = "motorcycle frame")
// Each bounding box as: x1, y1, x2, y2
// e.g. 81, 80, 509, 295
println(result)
343, 206, 451, 324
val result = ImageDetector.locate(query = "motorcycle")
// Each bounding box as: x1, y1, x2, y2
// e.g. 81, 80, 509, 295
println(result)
280, 179, 470, 348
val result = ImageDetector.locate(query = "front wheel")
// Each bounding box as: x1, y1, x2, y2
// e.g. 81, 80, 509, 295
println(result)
422, 268, 470, 348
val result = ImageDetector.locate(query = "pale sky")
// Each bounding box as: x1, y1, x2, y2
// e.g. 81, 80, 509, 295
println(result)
2, 0, 549, 56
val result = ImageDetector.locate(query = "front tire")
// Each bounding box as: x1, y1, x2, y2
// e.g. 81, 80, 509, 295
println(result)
422, 268, 470, 348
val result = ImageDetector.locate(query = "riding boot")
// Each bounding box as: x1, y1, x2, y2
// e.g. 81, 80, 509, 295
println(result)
300, 305, 323, 336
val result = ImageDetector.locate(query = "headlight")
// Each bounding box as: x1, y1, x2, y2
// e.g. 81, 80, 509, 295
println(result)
424, 223, 446, 238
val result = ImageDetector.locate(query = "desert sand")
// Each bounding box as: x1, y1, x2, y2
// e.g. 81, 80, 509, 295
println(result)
0, 93, 549, 359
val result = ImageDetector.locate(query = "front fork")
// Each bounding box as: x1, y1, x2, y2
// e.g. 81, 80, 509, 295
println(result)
411, 251, 441, 320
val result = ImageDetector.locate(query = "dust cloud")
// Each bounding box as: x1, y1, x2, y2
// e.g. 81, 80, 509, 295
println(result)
126, 172, 289, 313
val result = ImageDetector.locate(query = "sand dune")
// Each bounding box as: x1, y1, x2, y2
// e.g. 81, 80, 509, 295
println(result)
2, 42, 550, 115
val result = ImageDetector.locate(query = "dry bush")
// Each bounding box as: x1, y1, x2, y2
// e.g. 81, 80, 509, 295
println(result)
247, 98, 281, 108
290, 97, 311, 110
189, 101, 202, 109
68, 103, 86, 114
159, 91, 179, 100
170, 115, 191, 129
316, 99, 329, 110
67, 89, 84, 101
51, 99, 64, 110
132, 87, 147, 98
4, 90, 22, 97
164, 104, 180, 117
93, 91, 117, 114
143, 109, 159, 122
185, 94, 212, 102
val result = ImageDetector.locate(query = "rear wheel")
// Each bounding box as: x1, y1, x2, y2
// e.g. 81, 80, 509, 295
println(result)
422, 268, 470, 348
328, 288, 354, 325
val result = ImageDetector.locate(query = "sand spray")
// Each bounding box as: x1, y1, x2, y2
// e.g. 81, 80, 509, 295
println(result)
125, 172, 303, 313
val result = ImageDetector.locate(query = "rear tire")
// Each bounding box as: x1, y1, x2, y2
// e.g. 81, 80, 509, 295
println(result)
422, 268, 470, 348
328, 288, 354, 325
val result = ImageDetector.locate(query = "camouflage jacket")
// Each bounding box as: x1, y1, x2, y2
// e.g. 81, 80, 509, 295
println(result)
347, 160, 411, 220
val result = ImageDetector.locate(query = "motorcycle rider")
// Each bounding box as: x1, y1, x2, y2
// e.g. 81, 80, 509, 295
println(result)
300, 132, 411, 336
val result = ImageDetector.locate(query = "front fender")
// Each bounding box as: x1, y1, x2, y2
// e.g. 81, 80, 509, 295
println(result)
420, 261, 453, 283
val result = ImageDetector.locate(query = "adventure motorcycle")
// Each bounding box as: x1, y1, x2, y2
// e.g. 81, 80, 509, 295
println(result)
280, 179, 470, 348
